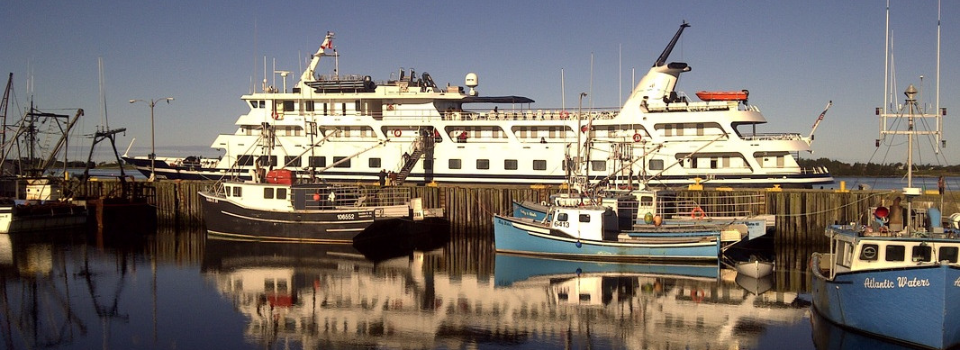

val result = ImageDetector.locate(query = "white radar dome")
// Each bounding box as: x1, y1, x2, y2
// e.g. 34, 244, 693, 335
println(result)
465, 73, 478, 96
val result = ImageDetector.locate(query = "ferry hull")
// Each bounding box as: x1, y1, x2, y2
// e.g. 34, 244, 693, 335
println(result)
811, 253, 960, 349
493, 214, 720, 262
199, 191, 377, 243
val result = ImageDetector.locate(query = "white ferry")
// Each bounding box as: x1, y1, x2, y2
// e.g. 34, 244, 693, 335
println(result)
123, 23, 832, 188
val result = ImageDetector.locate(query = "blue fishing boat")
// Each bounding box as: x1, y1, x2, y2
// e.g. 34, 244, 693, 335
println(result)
493, 205, 744, 262
810, 80, 960, 348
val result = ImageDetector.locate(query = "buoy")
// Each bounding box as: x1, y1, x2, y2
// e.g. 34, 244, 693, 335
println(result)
312, 192, 321, 201
644, 212, 654, 224
575, 241, 582, 248
691, 206, 706, 219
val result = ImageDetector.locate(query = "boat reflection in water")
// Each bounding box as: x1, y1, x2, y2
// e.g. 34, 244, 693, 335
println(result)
202, 236, 811, 349
810, 309, 920, 350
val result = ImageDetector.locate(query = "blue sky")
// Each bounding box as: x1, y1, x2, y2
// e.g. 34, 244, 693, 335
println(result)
2, 1, 957, 166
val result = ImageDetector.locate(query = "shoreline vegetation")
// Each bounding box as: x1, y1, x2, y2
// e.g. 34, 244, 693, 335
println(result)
800, 158, 960, 177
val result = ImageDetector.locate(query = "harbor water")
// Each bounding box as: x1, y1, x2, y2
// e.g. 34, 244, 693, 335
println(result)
0, 224, 921, 350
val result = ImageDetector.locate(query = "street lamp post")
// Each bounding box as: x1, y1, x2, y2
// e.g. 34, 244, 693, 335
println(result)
129, 97, 174, 181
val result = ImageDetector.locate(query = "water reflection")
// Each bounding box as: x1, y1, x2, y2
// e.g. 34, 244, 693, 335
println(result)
0, 225, 910, 349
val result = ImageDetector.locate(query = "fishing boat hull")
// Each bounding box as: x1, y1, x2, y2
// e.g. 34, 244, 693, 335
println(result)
810, 252, 960, 349
0, 202, 89, 234
199, 191, 378, 243
493, 214, 721, 262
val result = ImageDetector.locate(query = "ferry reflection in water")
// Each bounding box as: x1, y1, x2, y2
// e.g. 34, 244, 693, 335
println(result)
202, 235, 811, 349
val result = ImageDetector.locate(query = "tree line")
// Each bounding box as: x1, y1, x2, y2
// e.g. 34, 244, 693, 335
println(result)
799, 158, 960, 177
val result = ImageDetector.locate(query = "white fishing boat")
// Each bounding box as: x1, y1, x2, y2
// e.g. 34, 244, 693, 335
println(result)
735, 257, 774, 279
123, 24, 832, 188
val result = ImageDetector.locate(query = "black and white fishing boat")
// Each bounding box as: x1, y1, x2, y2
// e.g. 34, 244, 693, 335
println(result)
198, 120, 441, 243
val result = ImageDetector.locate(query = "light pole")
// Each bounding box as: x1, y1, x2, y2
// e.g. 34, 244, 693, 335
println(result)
129, 97, 174, 181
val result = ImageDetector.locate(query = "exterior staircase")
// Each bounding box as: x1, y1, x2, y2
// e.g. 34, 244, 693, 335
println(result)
394, 130, 436, 185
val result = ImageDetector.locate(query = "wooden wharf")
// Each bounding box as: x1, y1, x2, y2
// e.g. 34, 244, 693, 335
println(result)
68, 179, 960, 247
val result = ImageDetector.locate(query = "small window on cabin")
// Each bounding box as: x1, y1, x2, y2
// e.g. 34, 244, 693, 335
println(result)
283, 100, 295, 111
885, 245, 906, 262
259, 101, 266, 108
859, 244, 879, 261
591, 160, 605, 172
710, 158, 718, 169
305, 101, 315, 112
276, 188, 287, 200
939, 247, 959, 263
640, 196, 654, 207
369, 158, 381, 168
477, 159, 490, 170
224, 186, 231, 196
284, 156, 301, 168
333, 156, 351, 168
579, 214, 591, 223
649, 159, 664, 170
557, 213, 569, 222
911, 245, 933, 262
232, 186, 241, 197
505, 159, 518, 170
308, 156, 326, 167
264, 188, 275, 199
249, 101, 258, 109
449, 159, 462, 170
533, 160, 547, 171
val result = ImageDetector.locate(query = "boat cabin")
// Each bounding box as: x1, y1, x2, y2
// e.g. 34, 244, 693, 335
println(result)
823, 227, 960, 275
548, 206, 619, 241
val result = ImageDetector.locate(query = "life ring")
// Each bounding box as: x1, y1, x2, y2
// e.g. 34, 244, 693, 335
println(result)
691, 289, 705, 303
386, 104, 395, 111
580, 125, 589, 133
393, 129, 402, 137
632, 133, 643, 142
691, 206, 706, 219
560, 110, 570, 119
271, 111, 280, 120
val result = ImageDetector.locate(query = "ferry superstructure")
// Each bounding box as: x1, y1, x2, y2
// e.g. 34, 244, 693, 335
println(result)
124, 24, 833, 188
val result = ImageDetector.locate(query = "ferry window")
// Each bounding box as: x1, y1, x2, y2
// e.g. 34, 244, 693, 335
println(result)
676, 124, 685, 136
369, 158, 381, 168
341, 103, 347, 115
591, 160, 605, 172
237, 155, 254, 166
697, 123, 704, 136
710, 158, 718, 169
276, 188, 287, 200
308, 156, 326, 167
885, 245, 905, 262
354, 101, 361, 114
911, 245, 932, 262
579, 214, 590, 223
859, 244, 879, 261
477, 159, 489, 170
939, 247, 958, 263
284, 156, 301, 167
333, 156, 351, 168
264, 188, 274, 199
277, 279, 288, 293
232, 186, 241, 197
449, 159, 462, 169
322, 103, 328, 115
649, 159, 664, 170
533, 160, 547, 171
305, 101, 315, 112
282, 100, 294, 111
557, 213, 569, 222
505, 159, 518, 170
257, 155, 277, 167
